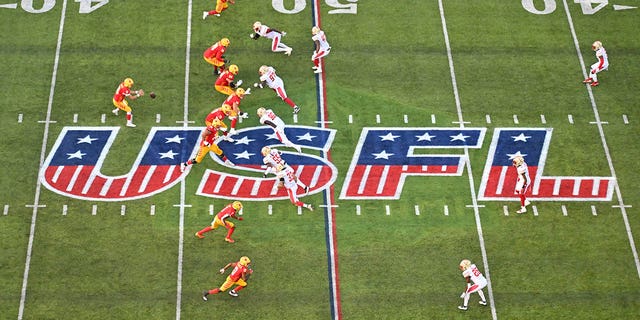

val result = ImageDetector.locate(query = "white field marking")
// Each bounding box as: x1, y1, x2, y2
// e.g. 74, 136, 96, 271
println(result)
563, 0, 640, 279
293, 113, 299, 123
441, 165, 448, 172
297, 206, 302, 215
357, 165, 372, 194
613, 4, 637, 10
623, 114, 629, 124
356, 205, 361, 216
156, 113, 161, 123
213, 175, 225, 193
503, 206, 509, 216
439, 2, 496, 319
3, 204, 8, 215
348, 114, 353, 123
444, 205, 449, 216
92, 204, 97, 216
62, 205, 67, 216
591, 205, 597, 216
52, 166, 63, 183
431, 114, 436, 124
138, 165, 156, 193
101, 113, 106, 123
572, 178, 582, 195
315, 120, 334, 125
66, 165, 83, 191
82, 171, 98, 195
540, 114, 546, 124
164, 165, 176, 183
37, 120, 57, 124
231, 177, 244, 195
310, 165, 324, 189
0, 3, 18, 9
592, 179, 600, 196
209, 204, 214, 215
552, 179, 561, 195
532, 205, 539, 216
376, 166, 390, 194
495, 166, 508, 195
268, 204, 273, 215
589, 121, 608, 125
250, 179, 261, 196
466, 204, 486, 209
18, 113, 23, 123
568, 114, 574, 124
403, 114, 408, 124
513, 114, 519, 124
150, 205, 156, 216
73, 113, 78, 123
415, 205, 420, 216
99, 178, 113, 196
561, 205, 568, 216
486, 114, 491, 124
175, 120, 196, 124
319, 204, 339, 208
376, 114, 381, 123
176, 1, 195, 318
120, 205, 126, 216
385, 205, 390, 216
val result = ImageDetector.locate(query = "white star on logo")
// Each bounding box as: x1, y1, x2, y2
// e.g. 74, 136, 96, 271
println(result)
234, 150, 254, 160
234, 136, 255, 145
77, 135, 97, 144
450, 133, 470, 142
506, 151, 527, 160
380, 132, 400, 141
512, 133, 532, 142
159, 150, 179, 159
265, 132, 279, 140
416, 132, 436, 141
67, 150, 86, 159
296, 132, 316, 142
372, 150, 394, 160
165, 135, 185, 144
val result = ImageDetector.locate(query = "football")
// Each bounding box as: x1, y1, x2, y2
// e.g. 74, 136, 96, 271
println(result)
149, 92, 156, 99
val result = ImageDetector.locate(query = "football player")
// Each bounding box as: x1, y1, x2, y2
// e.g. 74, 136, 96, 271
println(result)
276, 164, 314, 211
202, 256, 253, 300
512, 156, 531, 214
257, 107, 302, 153
195, 201, 243, 243
222, 87, 250, 136
180, 118, 234, 172
215, 64, 242, 96
202, 0, 234, 19
112, 77, 144, 127
458, 259, 488, 311
254, 65, 301, 114
203, 38, 230, 75
311, 26, 331, 74
205, 104, 235, 142
250, 21, 292, 56
582, 40, 608, 87
261, 146, 309, 194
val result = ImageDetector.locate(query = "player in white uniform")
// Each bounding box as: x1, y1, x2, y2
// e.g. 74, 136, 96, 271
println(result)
458, 259, 488, 311
311, 26, 331, 74
250, 21, 292, 56
582, 41, 609, 87
257, 107, 302, 153
276, 164, 314, 211
261, 146, 309, 193
513, 156, 531, 214
255, 66, 301, 114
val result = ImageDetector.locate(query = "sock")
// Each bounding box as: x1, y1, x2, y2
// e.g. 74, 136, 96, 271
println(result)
231, 118, 237, 128
197, 226, 212, 236
126, 113, 132, 122
519, 194, 526, 206
225, 227, 235, 239
210, 288, 220, 294
478, 290, 486, 302
233, 285, 244, 292
283, 97, 296, 108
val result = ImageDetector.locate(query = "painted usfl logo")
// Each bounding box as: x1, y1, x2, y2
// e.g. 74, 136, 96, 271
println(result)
340, 127, 487, 199
477, 128, 615, 201
40, 127, 201, 201
195, 125, 338, 200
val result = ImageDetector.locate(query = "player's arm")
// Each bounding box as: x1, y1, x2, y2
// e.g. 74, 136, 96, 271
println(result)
219, 262, 235, 274
263, 119, 278, 129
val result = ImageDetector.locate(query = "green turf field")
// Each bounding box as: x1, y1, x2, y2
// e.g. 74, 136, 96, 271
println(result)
1, 0, 640, 319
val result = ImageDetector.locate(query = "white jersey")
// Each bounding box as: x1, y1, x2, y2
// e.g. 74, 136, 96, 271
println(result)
312, 30, 330, 51
462, 264, 488, 287
259, 108, 285, 131
255, 24, 280, 39
259, 66, 283, 90
277, 166, 298, 189
516, 162, 530, 185
594, 47, 609, 69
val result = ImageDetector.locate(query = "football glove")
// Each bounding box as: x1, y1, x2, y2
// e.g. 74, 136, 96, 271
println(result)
236, 79, 243, 87
219, 268, 225, 274
253, 83, 263, 88
244, 88, 251, 95
239, 112, 249, 119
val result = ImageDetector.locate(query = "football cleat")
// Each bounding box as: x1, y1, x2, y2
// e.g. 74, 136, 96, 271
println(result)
524, 200, 531, 206
516, 207, 527, 214
112, 108, 119, 115
195, 232, 204, 239
582, 78, 593, 83
202, 291, 209, 301
307, 204, 314, 211
228, 290, 238, 297
458, 306, 468, 311
590, 81, 599, 87
314, 67, 322, 74
228, 128, 237, 136
225, 237, 235, 243
180, 162, 187, 173
126, 123, 136, 128
222, 135, 235, 143
202, 11, 208, 19
293, 106, 300, 114
479, 300, 487, 306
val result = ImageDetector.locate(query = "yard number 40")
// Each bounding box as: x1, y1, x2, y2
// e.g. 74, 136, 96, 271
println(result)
10, 0, 107, 13
522, 0, 608, 15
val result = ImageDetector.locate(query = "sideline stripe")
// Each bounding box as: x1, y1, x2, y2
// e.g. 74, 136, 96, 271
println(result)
19, 1, 69, 319
561, 0, 640, 279
311, 1, 342, 319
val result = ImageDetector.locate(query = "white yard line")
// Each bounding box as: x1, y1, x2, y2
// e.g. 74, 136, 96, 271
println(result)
438, 1, 497, 319
19, 1, 69, 319
561, 0, 640, 279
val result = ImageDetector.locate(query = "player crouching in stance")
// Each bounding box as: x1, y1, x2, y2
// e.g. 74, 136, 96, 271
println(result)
195, 201, 243, 243
276, 164, 313, 211
180, 118, 234, 172
583, 41, 608, 87
203, 256, 253, 301
458, 259, 488, 311
112, 77, 144, 127
250, 21, 292, 56
512, 156, 531, 214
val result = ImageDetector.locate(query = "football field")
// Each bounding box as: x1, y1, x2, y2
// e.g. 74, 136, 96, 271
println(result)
1, 0, 640, 319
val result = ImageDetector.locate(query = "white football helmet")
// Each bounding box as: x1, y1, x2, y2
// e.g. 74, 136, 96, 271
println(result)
592, 40, 602, 51
256, 107, 266, 117
261, 146, 271, 156
253, 21, 262, 32
311, 26, 321, 35
512, 156, 524, 167
459, 259, 471, 271
258, 65, 269, 75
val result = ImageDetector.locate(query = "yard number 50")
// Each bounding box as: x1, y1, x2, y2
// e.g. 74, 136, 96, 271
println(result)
522, 0, 608, 15
14, 0, 107, 14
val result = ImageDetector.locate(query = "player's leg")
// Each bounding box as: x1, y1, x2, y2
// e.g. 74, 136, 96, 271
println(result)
275, 131, 302, 153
